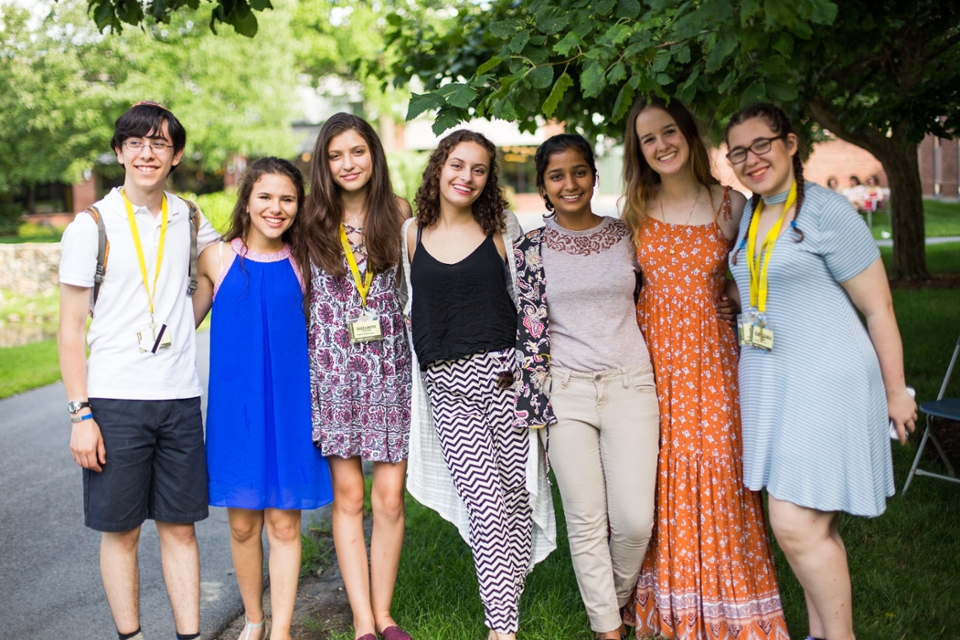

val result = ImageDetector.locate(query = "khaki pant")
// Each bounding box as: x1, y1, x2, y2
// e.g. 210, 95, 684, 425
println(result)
541, 363, 660, 633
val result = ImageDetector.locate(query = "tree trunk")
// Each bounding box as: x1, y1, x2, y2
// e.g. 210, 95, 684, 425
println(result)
871, 138, 927, 279
806, 99, 928, 279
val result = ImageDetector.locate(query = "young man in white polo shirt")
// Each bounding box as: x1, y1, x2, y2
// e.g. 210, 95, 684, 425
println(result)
58, 102, 219, 640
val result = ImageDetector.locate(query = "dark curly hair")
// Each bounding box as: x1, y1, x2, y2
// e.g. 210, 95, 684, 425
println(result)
534, 133, 597, 216
725, 102, 806, 265
414, 129, 507, 235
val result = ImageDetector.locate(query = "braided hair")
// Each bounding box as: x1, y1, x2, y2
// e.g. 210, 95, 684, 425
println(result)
725, 103, 806, 265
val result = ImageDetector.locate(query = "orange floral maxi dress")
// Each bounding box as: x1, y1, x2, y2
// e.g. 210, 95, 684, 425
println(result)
627, 189, 789, 639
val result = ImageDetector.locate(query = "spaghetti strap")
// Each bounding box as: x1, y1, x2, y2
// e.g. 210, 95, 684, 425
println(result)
416, 222, 423, 244
714, 186, 733, 222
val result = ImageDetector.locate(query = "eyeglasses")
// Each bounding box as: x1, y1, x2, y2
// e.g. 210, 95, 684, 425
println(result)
123, 140, 173, 153
726, 135, 786, 164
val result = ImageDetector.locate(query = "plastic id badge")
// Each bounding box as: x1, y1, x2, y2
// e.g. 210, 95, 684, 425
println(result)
137, 323, 172, 354
738, 308, 758, 347
347, 309, 383, 343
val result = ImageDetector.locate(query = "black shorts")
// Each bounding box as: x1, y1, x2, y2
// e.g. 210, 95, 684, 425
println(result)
84, 398, 209, 532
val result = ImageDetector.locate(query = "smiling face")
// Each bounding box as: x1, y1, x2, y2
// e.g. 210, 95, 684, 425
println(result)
438, 141, 491, 211
114, 120, 183, 194
726, 117, 798, 197
246, 173, 299, 250
327, 128, 374, 193
541, 148, 595, 218
635, 107, 691, 178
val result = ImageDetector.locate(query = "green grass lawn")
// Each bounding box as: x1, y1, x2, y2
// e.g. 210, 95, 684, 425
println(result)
0, 339, 62, 397
869, 199, 960, 239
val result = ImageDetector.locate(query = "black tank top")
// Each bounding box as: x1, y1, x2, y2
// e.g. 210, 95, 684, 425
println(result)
410, 228, 516, 368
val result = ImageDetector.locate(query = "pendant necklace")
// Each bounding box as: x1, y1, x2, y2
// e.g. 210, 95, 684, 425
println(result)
660, 185, 700, 255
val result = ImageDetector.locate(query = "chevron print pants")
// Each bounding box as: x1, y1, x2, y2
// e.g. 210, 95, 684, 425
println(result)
424, 350, 533, 633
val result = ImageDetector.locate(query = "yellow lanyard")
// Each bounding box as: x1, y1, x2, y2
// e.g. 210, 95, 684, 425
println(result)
746, 182, 796, 314
339, 224, 373, 308
122, 189, 168, 322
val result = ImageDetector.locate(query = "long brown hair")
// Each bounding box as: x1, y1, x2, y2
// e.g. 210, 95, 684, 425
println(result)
414, 129, 507, 235
724, 102, 806, 266
226, 156, 311, 303
621, 96, 718, 244
302, 113, 402, 278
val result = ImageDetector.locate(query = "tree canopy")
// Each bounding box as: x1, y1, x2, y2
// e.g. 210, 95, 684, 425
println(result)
27, 0, 960, 277
379, 0, 959, 278
0, 0, 297, 193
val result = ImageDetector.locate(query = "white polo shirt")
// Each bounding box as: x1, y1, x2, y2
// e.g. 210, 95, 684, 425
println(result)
59, 187, 220, 400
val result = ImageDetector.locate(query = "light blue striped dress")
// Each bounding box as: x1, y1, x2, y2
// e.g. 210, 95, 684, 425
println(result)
730, 183, 894, 517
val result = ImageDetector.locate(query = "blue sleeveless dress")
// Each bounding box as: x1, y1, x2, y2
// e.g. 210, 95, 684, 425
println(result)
207, 239, 333, 510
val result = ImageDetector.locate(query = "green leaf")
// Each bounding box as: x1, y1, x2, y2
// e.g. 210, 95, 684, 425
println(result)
553, 31, 584, 56
651, 49, 670, 72
477, 56, 504, 75
432, 107, 463, 136
612, 82, 635, 122
739, 81, 766, 107
406, 92, 445, 120
542, 71, 574, 117
581, 61, 607, 98
616, 0, 642, 19
229, 9, 259, 37
605, 23, 633, 45
490, 19, 519, 39
509, 30, 530, 54
655, 72, 673, 85
673, 43, 691, 64
537, 14, 570, 35
739, 0, 761, 25
441, 83, 478, 109
772, 32, 794, 56
597, 0, 617, 16
607, 61, 626, 84
529, 66, 555, 89
705, 30, 738, 73
811, 0, 839, 25
762, 54, 787, 76
766, 80, 797, 101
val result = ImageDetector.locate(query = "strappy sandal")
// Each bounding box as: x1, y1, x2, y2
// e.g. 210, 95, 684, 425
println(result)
239, 615, 268, 640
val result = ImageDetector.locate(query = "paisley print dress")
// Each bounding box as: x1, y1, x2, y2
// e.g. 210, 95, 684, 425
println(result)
308, 252, 412, 463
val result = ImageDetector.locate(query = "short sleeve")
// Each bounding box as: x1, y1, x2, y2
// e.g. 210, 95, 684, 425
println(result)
195, 209, 221, 253
813, 190, 880, 282
58, 214, 99, 288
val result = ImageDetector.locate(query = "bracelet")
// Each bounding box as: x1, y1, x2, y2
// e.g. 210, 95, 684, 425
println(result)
70, 413, 94, 424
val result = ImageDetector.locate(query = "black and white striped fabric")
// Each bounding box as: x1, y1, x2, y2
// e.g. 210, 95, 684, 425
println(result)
424, 349, 533, 633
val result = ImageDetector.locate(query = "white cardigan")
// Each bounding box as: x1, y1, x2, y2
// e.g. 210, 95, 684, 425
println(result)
399, 213, 557, 568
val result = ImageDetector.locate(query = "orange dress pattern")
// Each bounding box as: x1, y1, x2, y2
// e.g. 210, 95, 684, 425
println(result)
627, 190, 789, 640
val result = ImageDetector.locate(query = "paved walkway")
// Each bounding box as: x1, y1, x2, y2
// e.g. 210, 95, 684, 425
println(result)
0, 330, 329, 639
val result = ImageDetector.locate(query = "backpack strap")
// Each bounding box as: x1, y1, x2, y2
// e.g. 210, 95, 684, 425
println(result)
85, 206, 109, 315
184, 199, 200, 296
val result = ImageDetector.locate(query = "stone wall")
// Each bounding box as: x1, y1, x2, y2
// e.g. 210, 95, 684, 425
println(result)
0, 242, 61, 296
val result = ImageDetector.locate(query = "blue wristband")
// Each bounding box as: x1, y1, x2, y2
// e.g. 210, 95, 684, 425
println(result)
71, 413, 94, 424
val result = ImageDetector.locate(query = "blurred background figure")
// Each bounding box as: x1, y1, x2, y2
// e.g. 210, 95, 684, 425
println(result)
827, 176, 840, 191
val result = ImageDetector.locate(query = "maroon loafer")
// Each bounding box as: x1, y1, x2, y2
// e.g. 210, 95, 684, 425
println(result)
379, 626, 413, 640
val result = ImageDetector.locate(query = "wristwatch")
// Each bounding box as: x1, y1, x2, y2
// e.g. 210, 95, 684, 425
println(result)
67, 400, 91, 414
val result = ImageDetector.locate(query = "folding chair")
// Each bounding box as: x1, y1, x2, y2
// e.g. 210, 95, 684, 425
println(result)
902, 333, 960, 494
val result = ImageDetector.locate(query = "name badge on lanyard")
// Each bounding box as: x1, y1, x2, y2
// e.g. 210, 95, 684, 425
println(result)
340, 225, 383, 344
123, 189, 173, 354
738, 182, 797, 352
